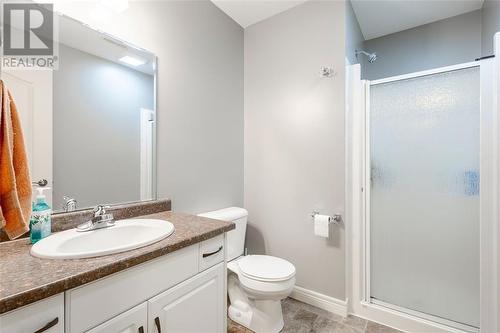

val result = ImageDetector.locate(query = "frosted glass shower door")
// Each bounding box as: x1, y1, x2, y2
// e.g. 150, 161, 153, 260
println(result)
369, 67, 480, 328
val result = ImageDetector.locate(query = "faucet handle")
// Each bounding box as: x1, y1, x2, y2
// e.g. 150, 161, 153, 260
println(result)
93, 205, 111, 217
63, 196, 77, 212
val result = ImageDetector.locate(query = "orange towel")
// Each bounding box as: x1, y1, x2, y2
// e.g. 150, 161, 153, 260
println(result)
0, 80, 32, 240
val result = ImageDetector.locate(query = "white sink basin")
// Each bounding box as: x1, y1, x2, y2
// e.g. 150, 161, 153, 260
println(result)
30, 219, 175, 259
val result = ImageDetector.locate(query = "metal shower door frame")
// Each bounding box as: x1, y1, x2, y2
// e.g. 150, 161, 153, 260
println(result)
360, 61, 494, 333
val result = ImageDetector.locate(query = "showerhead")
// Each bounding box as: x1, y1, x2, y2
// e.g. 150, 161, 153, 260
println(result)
367, 52, 377, 63
355, 50, 377, 63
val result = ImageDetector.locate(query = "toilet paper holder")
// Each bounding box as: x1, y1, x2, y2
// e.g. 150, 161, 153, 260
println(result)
311, 211, 342, 224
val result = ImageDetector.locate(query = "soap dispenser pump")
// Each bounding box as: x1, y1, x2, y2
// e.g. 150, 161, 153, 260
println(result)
30, 187, 52, 244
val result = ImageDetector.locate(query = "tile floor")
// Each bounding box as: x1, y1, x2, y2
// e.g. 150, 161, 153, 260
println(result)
227, 298, 403, 333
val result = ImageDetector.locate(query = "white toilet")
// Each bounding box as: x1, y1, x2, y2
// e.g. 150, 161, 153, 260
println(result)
198, 207, 296, 333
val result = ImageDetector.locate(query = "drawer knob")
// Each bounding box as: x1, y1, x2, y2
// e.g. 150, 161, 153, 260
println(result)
202, 246, 223, 258
34, 317, 58, 333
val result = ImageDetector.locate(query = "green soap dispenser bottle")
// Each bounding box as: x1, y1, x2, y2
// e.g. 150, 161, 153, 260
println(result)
30, 187, 51, 244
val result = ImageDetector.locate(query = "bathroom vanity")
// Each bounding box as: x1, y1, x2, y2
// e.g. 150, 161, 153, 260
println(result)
0, 210, 234, 333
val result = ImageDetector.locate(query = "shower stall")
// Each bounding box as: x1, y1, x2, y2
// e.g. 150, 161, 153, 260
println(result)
347, 43, 499, 333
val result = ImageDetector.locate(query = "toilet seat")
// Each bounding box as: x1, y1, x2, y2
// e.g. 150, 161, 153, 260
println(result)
228, 255, 296, 300
238, 255, 295, 282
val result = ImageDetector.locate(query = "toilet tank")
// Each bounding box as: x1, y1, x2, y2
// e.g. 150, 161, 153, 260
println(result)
198, 207, 248, 261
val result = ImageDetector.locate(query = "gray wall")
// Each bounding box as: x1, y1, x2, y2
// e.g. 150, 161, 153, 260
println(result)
345, 0, 364, 65
244, 1, 346, 300
363, 10, 482, 80
54, 44, 154, 209
135, 1, 244, 214
482, 0, 500, 56
59, 1, 244, 214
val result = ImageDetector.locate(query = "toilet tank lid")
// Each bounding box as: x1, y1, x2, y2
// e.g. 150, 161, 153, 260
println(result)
197, 207, 248, 221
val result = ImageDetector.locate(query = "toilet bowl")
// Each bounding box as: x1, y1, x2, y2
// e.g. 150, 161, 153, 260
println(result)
227, 255, 295, 333
198, 207, 296, 333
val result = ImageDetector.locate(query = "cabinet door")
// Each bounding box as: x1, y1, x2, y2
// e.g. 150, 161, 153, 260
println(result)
0, 294, 64, 333
148, 263, 224, 333
86, 302, 147, 333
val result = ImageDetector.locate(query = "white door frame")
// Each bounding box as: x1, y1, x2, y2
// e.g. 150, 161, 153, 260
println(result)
1, 70, 53, 206
140, 108, 155, 201
346, 59, 498, 333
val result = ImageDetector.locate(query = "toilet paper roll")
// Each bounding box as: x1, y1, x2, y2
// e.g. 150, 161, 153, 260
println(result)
314, 214, 330, 238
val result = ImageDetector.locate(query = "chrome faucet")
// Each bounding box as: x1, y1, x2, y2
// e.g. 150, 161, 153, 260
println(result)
76, 205, 115, 232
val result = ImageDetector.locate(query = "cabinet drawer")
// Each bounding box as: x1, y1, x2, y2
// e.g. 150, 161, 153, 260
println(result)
86, 302, 147, 333
199, 234, 224, 272
0, 294, 64, 333
66, 244, 198, 333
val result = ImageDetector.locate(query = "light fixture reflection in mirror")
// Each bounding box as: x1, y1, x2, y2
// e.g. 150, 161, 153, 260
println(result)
119, 55, 147, 67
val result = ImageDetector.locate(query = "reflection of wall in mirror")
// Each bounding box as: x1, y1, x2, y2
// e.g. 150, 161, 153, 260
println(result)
53, 44, 154, 210
1, 70, 54, 207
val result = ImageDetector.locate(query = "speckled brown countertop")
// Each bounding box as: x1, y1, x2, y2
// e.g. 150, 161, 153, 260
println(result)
0, 211, 234, 314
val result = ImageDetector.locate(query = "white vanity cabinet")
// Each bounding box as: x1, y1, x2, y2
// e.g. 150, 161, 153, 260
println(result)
0, 294, 64, 333
65, 245, 199, 332
65, 236, 226, 333
148, 263, 225, 333
85, 261, 224, 333
0, 234, 227, 333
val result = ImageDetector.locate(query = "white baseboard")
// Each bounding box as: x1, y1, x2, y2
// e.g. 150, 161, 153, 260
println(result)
290, 286, 348, 318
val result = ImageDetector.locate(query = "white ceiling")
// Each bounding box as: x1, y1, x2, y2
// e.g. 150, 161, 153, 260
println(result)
351, 0, 484, 40
211, 0, 307, 28
212, 0, 484, 38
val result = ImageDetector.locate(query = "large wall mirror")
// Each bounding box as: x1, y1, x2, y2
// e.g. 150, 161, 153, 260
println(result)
1, 12, 157, 213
